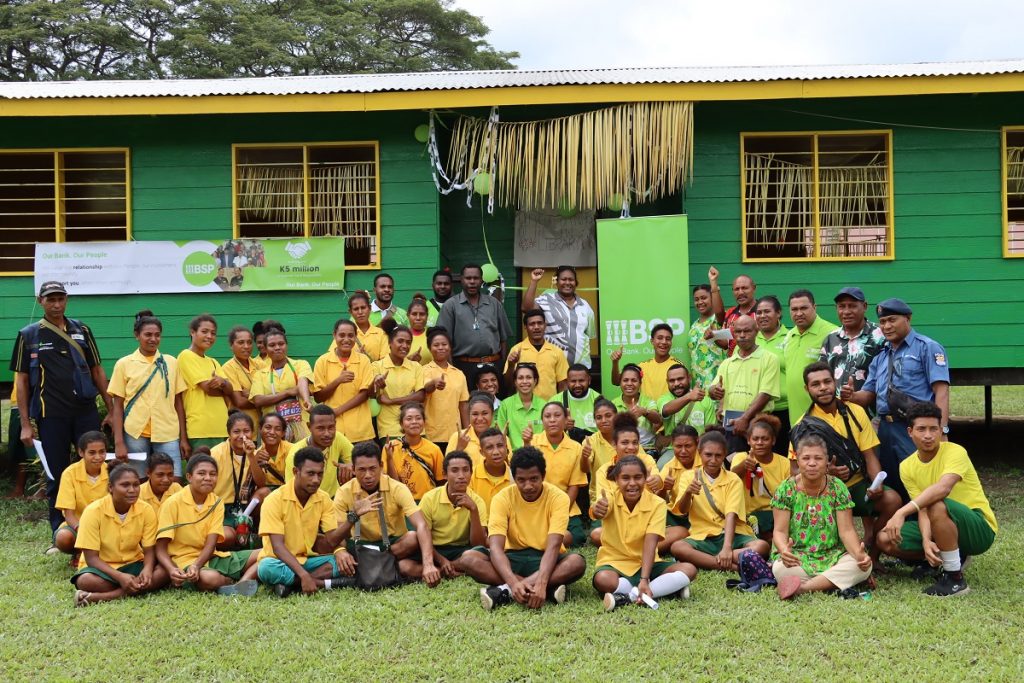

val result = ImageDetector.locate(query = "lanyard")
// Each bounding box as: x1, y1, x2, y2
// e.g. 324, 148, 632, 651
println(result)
268, 359, 298, 393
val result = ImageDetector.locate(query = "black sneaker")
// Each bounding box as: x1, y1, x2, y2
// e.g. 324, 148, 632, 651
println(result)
547, 584, 567, 605
480, 585, 512, 610
924, 571, 970, 597
910, 562, 940, 581
272, 583, 293, 598
602, 592, 631, 612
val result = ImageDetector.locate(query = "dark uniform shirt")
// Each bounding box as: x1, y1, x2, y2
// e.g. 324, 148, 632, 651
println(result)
9, 320, 101, 419
436, 292, 512, 358
862, 330, 949, 417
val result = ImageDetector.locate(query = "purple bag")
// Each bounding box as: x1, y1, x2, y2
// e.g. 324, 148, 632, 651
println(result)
732, 549, 777, 593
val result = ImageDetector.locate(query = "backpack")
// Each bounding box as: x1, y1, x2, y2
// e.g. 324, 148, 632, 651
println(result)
788, 402, 865, 476
727, 549, 777, 592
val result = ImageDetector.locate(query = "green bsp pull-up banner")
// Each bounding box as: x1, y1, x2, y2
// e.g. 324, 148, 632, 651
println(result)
596, 215, 690, 399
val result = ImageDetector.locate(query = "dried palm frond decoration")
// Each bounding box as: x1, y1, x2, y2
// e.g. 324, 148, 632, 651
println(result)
1007, 146, 1024, 195
436, 101, 694, 211
744, 152, 813, 250
236, 162, 305, 232
309, 162, 376, 248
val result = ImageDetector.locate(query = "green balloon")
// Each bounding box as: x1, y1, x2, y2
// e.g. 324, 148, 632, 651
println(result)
558, 199, 578, 218
607, 193, 624, 211
473, 172, 491, 196
481, 262, 500, 283
414, 124, 430, 144
368, 398, 381, 418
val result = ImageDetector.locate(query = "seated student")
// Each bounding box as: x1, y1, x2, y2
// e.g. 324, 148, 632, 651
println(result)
138, 452, 182, 518
611, 323, 684, 400
332, 442, 441, 587
211, 411, 271, 549
422, 327, 470, 451
526, 402, 589, 547
503, 309, 569, 401
658, 424, 703, 548
405, 450, 488, 580
468, 427, 513, 510
772, 434, 873, 600
474, 365, 503, 411
256, 447, 351, 597
447, 392, 503, 464
657, 365, 717, 457
459, 447, 587, 610
611, 364, 662, 454
254, 412, 292, 488
496, 363, 543, 451
669, 430, 769, 571
876, 402, 997, 597
313, 318, 375, 446
286, 404, 354, 498
730, 414, 792, 540
384, 402, 444, 502
156, 454, 260, 596
561, 363, 602, 442
71, 464, 168, 607
54, 431, 110, 557
589, 414, 663, 548
592, 456, 698, 611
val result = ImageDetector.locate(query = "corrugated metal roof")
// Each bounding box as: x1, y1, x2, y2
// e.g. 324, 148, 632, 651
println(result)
3, 59, 1024, 99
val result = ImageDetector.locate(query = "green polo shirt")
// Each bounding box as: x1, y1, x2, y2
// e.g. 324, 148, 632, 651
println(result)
783, 316, 839, 424
495, 392, 544, 450
611, 393, 660, 448
657, 392, 719, 436
756, 324, 789, 411
712, 345, 781, 415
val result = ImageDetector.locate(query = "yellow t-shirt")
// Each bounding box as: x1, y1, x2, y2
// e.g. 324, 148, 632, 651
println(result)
55, 461, 109, 519
730, 452, 792, 515
504, 340, 569, 400
638, 356, 685, 403
139, 480, 182, 518
488, 482, 570, 552
591, 451, 659, 503
257, 484, 338, 562
156, 487, 230, 568
259, 440, 293, 487
370, 356, 425, 439
595, 488, 668, 575
248, 358, 315, 431
660, 456, 701, 510
901, 442, 997, 533
177, 349, 229, 439
788, 402, 878, 488
312, 351, 375, 443
210, 441, 251, 506
423, 362, 470, 443
530, 431, 587, 516
469, 463, 512, 512
286, 433, 354, 498
385, 438, 445, 501
673, 468, 754, 541
409, 330, 432, 366
75, 495, 157, 569
418, 485, 489, 547
329, 325, 388, 362
445, 428, 511, 469
108, 350, 188, 442
589, 432, 617, 481
333, 475, 418, 543
218, 355, 265, 426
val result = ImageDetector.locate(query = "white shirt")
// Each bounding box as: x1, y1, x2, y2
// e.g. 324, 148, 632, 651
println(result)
534, 291, 596, 368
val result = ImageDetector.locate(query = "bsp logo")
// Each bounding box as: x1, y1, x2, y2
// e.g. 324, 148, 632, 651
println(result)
182, 251, 217, 287
605, 318, 686, 346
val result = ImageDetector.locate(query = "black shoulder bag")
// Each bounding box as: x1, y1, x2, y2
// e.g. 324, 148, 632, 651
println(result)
353, 492, 401, 590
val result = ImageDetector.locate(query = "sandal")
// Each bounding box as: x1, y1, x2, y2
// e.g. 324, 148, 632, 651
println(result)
777, 575, 802, 600
74, 590, 93, 608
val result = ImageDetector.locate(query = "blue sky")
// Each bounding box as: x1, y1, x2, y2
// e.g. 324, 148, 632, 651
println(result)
455, 0, 1023, 69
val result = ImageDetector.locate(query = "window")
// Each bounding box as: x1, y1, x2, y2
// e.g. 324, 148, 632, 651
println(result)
741, 131, 893, 261
1002, 128, 1024, 257
233, 142, 380, 268
0, 149, 130, 274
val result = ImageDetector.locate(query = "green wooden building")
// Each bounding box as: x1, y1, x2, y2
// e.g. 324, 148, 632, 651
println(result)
1, 61, 1022, 398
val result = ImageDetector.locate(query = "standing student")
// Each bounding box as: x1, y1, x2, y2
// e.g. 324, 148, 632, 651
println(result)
459, 447, 587, 610
754, 296, 791, 455
611, 364, 662, 454
592, 456, 697, 611
688, 284, 729, 390
138, 452, 181, 517
610, 324, 684, 401
422, 327, 470, 450
496, 363, 543, 450
285, 404, 354, 498
474, 365, 502, 411
11, 281, 114, 533
369, 273, 408, 326
504, 309, 569, 400
108, 310, 189, 477
252, 320, 270, 365
178, 315, 233, 452
53, 431, 109, 556
437, 263, 513, 387
313, 319, 375, 444
156, 454, 260, 596
521, 266, 597, 369
254, 412, 292, 487
249, 326, 314, 443
384, 403, 445, 502
346, 292, 388, 362
406, 295, 433, 365
219, 326, 264, 427
729, 414, 792, 539
772, 434, 873, 600
370, 319, 426, 441
71, 464, 168, 607
469, 427, 513, 510
783, 290, 838, 426
668, 431, 769, 571
527, 402, 588, 547
210, 412, 270, 548
426, 269, 454, 327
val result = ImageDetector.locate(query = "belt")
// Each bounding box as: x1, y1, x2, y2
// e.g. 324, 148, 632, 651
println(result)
454, 354, 501, 364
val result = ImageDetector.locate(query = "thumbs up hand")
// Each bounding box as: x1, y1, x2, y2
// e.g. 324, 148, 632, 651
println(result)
339, 364, 355, 383
708, 376, 725, 401
592, 489, 610, 519
856, 541, 873, 572
780, 537, 800, 567
839, 376, 855, 401
610, 345, 624, 362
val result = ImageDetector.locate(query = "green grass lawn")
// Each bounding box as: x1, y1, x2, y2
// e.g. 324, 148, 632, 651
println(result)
1, 467, 1022, 681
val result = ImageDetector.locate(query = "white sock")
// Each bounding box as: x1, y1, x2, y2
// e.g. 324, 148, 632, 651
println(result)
628, 586, 639, 602
939, 549, 961, 572
323, 579, 332, 589
649, 571, 690, 598
497, 583, 510, 592
615, 578, 633, 595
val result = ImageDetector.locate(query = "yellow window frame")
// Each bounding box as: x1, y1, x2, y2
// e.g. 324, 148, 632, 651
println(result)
0, 146, 132, 276
1000, 126, 1024, 258
231, 140, 382, 270
739, 130, 895, 263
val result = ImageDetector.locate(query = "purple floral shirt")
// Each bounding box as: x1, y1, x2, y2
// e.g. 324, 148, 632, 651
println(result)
771, 476, 853, 575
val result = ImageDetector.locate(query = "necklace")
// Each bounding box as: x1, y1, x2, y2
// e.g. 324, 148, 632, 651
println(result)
801, 475, 828, 497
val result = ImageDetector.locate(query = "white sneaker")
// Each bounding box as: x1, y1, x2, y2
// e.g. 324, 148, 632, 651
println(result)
44, 545, 60, 557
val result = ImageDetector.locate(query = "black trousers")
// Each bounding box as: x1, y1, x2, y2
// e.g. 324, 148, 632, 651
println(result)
38, 405, 101, 531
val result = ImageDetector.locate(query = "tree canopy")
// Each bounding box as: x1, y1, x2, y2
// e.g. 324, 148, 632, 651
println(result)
0, 0, 518, 81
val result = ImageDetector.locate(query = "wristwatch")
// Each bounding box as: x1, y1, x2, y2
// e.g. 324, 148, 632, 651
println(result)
347, 511, 360, 524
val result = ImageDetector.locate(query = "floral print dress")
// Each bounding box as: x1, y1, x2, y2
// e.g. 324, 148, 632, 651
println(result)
688, 316, 727, 389
770, 476, 854, 575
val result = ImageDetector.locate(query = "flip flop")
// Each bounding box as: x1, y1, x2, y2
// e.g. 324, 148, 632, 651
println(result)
777, 575, 802, 600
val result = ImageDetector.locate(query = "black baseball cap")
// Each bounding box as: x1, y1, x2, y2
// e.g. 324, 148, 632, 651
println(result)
38, 281, 67, 297
834, 286, 866, 303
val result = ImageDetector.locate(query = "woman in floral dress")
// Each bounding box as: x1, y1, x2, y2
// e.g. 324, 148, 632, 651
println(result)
687, 285, 728, 390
